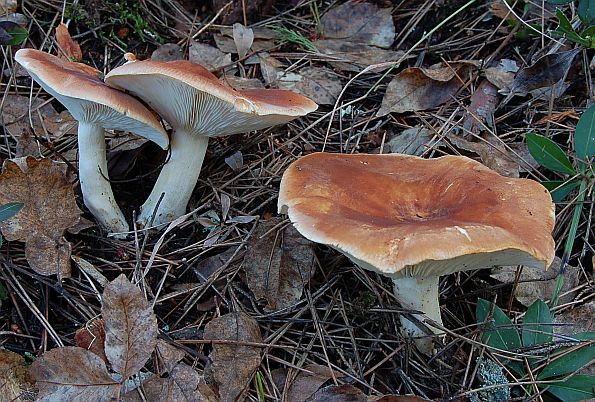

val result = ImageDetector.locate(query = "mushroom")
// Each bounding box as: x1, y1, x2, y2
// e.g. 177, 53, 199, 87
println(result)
104, 58, 318, 228
278, 152, 555, 354
15, 49, 168, 237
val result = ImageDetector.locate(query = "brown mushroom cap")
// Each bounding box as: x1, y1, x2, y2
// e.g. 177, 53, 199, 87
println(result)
278, 153, 555, 278
104, 59, 318, 136
14, 49, 168, 149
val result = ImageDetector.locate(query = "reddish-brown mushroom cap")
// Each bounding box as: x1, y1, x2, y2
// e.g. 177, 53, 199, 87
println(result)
15, 49, 168, 148
104, 59, 318, 136
278, 152, 555, 278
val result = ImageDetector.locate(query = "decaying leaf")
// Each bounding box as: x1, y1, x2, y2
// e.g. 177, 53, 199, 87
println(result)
462, 79, 499, 135
447, 134, 537, 177
155, 340, 186, 373
308, 384, 367, 401
0, 0, 17, 13
203, 312, 262, 402
221, 75, 264, 90
315, 39, 404, 72
1, 94, 58, 138
244, 218, 316, 311
55, 23, 82, 61
224, 150, 244, 171
370, 396, 433, 402
491, 257, 580, 307
151, 43, 184, 62
508, 49, 580, 97
43, 110, 78, 139
378, 61, 478, 115
31, 346, 120, 401
271, 363, 338, 402
75, 318, 108, 364
386, 127, 440, 156
233, 23, 254, 59
123, 363, 204, 402
0, 349, 34, 402
102, 274, 158, 379
484, 59, 518, 91
275, 66, 343, 105
320, 1, 395, 48
0, 157, 82, 277
189, 41, 232, 72
555, 301, 595, 375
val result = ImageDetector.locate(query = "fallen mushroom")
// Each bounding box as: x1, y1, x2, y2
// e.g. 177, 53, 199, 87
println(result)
105, 58, 317, 228
15, 49, 168, 237
278, 152, 555, 355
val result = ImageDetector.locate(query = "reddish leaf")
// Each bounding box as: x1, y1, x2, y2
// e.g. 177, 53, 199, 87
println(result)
55, 23, 82, 61
75, 319, 108, 364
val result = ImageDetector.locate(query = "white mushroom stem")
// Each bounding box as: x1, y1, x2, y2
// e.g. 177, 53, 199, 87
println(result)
138, 130, 209, 228
77, 122, 129, 238
392, 275, 443, 355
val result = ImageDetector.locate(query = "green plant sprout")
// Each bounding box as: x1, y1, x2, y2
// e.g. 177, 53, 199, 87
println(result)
266, 24, 318, 52
526, 103, 594, 306
550, 0, 595, 47
477, 299, 595, 401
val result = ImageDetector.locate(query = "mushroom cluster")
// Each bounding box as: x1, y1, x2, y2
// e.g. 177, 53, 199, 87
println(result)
278, 152, 555, 355
15, 49, 318, 234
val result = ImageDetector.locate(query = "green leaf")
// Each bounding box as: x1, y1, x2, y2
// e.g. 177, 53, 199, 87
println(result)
541, 374, 595, 401
476, 299, 524, 374
579, 0, 595, 25
538, 333, 595, 379
526, 132, 576, 175
541, 180, 580, 202
556, 9, 575, 33
0, 202, 24, 221
0, 22, 28, 46
522, 300, 553, 346
574, 104, 595, 172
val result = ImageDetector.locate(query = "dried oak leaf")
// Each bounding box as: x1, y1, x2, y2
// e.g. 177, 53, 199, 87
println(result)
55, 23, 82, 61
272, 363, 338, 402
203, 312, 262, 402
508, 49, 580, 97
320, 1, 395, 48
0, 349, 34, 402
30, 346, 119, 401
75, 319, 108, 364
307, 384, 367, 401
102, 274, 158, 379
244, 217, 316, 311
0, 157, 82, 277
315, 40, 404, 72
378, 61, 478, 115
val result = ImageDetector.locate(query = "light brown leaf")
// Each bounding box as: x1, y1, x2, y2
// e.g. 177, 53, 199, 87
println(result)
0, 349, 34, 402
275, 66, 343, 105
320, 1, 395, 48
0, 157, 82, 277
232, 23, 254, 59
30, 346, 119, 401
491, 257, 580, 307
378, 61, 478, 115
55, 23, 82, 61
203, 312, 262, 402
272, 363, 338, 402
245, 218, 316, 311
484, 59, 518, 91
308, 384, 367, 401
1, 94, 58, 138
315, 39, 404, 72
75, 319, 108, 364
102, 274, 158, 379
